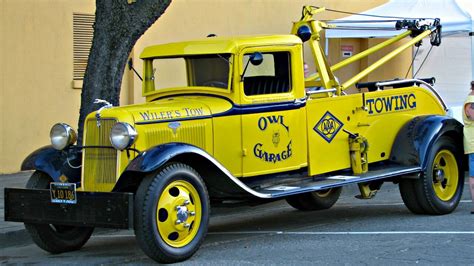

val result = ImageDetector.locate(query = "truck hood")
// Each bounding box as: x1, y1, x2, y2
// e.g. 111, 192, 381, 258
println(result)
118, 95, 233, 124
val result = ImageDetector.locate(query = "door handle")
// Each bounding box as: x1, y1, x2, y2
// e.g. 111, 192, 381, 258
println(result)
294, 97, 307, 105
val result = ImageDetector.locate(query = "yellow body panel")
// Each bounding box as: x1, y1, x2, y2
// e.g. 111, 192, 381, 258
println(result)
213, 116, 243, 176
241, 108, 308, 177
307, 87, 445, 176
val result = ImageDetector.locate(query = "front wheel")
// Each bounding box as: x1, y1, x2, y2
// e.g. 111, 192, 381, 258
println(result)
134, 163, 210, 263
24, 171, 94, 253
399, 136, 464, 215
286, 187, 342, 211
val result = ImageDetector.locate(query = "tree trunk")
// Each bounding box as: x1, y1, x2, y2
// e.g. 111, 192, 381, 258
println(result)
78, 0, 171, 144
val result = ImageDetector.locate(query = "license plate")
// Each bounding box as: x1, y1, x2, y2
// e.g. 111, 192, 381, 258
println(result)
50, 182, 77, 204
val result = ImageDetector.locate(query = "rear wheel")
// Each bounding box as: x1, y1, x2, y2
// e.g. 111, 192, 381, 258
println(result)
24, 171, 94, 253
134, 163, 210, 263
399, 179, 425, 214
399, 136, 464, 214
286, 187, 342, 211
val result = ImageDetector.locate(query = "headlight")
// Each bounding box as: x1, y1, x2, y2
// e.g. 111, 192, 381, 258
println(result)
50, 123, 77, 150
110, 122, 138, 150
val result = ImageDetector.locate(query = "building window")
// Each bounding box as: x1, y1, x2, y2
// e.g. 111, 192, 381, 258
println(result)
73, 13, 95, 88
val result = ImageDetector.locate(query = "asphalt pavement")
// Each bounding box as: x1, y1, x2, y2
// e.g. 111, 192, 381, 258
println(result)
1, 171, 473, 264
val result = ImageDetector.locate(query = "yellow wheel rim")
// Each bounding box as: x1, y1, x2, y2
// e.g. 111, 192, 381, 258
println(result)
156, 180, 202, 248
432, 149, 459, 201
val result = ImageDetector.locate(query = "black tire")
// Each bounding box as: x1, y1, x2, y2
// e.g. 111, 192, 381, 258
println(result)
399, 179, 426, 214
134, 163, 210, 263
286, 187, 342, 211
400, 136, 464, 215
24, 171, 94, 253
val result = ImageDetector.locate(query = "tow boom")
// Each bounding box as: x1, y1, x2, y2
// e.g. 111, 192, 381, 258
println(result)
291, 6, 442, 95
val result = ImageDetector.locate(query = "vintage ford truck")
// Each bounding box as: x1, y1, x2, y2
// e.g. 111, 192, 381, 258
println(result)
5, 6, 463, 263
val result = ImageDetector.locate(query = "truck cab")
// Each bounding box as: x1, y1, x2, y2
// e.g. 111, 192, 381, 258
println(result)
136, 35, 308, 178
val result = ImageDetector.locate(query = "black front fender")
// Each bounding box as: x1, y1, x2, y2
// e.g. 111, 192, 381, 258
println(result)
21, 145, 82, 183
124, 143, 199, 173
114, 143, 212, 192
114, 143, 268, 199
390, 115, 463, 171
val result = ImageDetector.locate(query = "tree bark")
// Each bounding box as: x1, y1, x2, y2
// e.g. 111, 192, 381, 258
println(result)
78, 0, 171, 144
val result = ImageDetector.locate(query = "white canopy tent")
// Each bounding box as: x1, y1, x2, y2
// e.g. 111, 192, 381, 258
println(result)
325, 0, 473, 120
325, 0, 472, 38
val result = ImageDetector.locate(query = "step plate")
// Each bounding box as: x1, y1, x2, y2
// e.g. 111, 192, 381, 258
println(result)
255, 164, 421, 198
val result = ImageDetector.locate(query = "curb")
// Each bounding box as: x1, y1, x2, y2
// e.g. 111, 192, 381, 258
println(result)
0, 228, 31, 249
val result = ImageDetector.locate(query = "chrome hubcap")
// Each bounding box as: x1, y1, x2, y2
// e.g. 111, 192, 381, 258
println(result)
174, 200, 195, 228
176, 206, 189, 224
434, 167, 445, 183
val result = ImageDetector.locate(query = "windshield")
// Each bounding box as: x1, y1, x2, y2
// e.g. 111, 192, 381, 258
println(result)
147, 54, 231, 91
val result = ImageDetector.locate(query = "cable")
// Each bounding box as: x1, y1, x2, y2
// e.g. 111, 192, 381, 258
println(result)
405, 46, 420, 78
325, 19, 402, 23
413, 45, 434, 78
310, 6, 436, 20
329, 26, 399, 31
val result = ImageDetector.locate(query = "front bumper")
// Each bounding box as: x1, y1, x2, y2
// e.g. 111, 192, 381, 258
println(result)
4, 188, 133, 229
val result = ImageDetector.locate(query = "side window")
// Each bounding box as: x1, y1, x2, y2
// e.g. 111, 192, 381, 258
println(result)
243, 52, 291, 96
244, 54, 275, 77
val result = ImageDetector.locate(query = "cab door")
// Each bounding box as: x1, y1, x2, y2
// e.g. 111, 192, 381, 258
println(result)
239, 47, 307, 177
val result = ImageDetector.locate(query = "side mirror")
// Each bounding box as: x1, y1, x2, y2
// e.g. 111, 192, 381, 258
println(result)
241, 52, 264, 81
250, 52, 263, 66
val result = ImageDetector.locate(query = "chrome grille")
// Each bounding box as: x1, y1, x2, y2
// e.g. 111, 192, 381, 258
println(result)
83, 119, 117, 191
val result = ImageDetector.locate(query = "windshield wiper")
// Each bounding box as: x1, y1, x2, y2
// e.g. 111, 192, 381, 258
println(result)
216, 54, 231, 65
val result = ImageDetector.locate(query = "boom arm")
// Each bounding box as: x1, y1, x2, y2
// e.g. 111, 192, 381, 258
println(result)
292, 6, 441, 95
291, 7, 340, 91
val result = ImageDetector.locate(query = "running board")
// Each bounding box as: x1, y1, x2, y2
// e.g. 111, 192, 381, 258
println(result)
249, 164, 421, 199
175, 147, 421, 199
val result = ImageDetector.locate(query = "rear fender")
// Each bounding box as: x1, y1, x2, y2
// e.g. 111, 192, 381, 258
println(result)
390, 115, 463, 172
21, 145, 82, 183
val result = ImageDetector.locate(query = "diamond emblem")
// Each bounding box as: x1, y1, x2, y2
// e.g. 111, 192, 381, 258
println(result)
313, 111, 343, 143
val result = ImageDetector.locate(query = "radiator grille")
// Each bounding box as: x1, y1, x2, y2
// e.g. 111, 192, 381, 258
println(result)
145, 123, 206, 150
83, 119, 118, 192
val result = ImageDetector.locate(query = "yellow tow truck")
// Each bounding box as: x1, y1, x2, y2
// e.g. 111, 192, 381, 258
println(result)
5, 6, 463, 263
